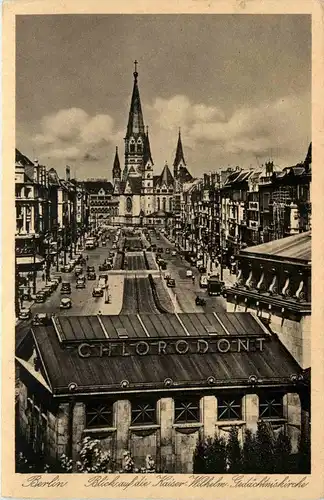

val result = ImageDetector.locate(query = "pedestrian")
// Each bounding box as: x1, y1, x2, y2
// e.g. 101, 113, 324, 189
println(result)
86, 255, 89, 261
192, 275, 195, 284
42, 273, 45, 281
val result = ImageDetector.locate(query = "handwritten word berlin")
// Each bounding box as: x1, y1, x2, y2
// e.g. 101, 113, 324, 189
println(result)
77, 337, 266, 358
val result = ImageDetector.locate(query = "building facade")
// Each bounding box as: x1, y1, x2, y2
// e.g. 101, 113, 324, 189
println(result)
16, 312, 309, 473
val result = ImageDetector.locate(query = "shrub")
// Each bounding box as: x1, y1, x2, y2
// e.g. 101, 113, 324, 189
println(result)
255, 420, 275, 472
242, 428, 258, 473
193, 435, 227, 473
274, 430, 292, 473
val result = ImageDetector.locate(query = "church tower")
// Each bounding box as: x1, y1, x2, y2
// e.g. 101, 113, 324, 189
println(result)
112, 146, 121, 184
173, 129, 186, 180
123, 61, 146, 180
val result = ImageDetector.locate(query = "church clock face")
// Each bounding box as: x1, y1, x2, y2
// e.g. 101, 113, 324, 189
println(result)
126, 197, 132, 213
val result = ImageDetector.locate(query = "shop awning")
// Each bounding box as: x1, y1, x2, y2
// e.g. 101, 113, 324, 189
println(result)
16, 255, 44, 266
19, 313, 304, 396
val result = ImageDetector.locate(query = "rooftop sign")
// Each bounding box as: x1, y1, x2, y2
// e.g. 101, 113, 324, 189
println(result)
77, 337, 266, 358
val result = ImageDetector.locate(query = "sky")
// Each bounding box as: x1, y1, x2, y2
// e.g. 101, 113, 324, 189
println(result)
16, 14, 311, 180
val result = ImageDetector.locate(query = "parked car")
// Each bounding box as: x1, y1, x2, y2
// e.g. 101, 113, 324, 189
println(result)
92, 287, 104, 298
51, 273, 62, 283
45, 281, 57, 293
35, 291, 47, 303
40, 287, 51, 298
164, 272, 171, 280
199, 275, 208, 288
102, 240, 107, 246
63, 264, 73, 273
171, 250, 177, 257
87, 271, 96, 280
76, 279, 86, 289
32, 313, 50, 326
157, 247, 163, 253
109, 251, 115, 258
60, 297, 72, 309
99, 262, 110, 271
19, 307, 31, 320
160, 260, 167, 270
60, 282, 71, 294
87, 266, 95, 273
165, 248, 170, 254
167, 278, 176, 288
198, 266, 207, 274
19, 286, 32, 301
207, 276, 224, 297
186, 269, 193, 278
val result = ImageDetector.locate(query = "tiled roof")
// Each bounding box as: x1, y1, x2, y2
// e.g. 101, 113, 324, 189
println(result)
82, 180, 114, 195
240, 231, 311, 263
155, 163, 174, 187
15, 149, 34, 166
20, 313, 302, 395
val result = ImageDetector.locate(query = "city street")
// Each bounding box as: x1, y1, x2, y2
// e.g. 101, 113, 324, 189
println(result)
149, 232, 228, 313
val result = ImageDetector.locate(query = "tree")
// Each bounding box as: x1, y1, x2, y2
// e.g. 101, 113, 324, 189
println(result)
226, 426, 242, 473
274, 430, 292, 473
242, 428, 258, 473
256, 420, 275, 472
298, 431, 311, 473
193, 435, 227, 473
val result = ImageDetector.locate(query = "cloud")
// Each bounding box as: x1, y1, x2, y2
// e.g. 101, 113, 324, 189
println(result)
33, 107, 121, 162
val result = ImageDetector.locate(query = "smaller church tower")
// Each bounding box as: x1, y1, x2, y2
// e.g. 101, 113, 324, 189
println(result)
112, 146, 121, 185
173, 129, 186, 180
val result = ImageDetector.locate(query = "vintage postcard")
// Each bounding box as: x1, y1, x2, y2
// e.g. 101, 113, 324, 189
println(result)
2, 0, 324, 499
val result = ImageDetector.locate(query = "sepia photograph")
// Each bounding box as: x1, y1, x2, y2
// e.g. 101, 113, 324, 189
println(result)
11, 9, 314, 482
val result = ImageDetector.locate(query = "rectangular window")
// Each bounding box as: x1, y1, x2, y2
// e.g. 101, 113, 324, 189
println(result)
174, 398, 200, 423
217, 396, 242, 421
86, 402, 113, 428
259, 393, 284, 419
131, 401, 156, 425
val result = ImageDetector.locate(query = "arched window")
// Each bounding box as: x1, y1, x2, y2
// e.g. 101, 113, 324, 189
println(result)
162, 198, 166, 212
130, 141, 135, 153
137, 141, 142, 153
157, 198, 160, 211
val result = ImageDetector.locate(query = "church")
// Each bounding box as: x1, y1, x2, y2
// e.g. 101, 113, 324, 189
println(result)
111, 62, 193, 227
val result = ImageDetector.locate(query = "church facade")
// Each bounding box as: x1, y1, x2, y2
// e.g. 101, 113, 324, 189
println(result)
112, 62, 193, 227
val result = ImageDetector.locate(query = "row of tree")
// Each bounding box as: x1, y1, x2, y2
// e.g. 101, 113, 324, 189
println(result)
193, 421, 310, 474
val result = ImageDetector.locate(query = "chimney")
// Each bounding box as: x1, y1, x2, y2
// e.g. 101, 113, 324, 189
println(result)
66, 165, 71, 181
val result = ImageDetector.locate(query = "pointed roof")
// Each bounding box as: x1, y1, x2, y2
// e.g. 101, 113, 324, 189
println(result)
126, 62, 145, 137
156, 163, 174, 187
173, 129, 186, 167
113, 146, 121, 174
304, 142, 312, 168
143, 127, 153, 165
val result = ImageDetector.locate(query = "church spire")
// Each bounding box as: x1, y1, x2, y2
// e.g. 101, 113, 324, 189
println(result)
173, 128, 186, 167
112, 146, 121, 182
126, 60, 145, 136
143, 126, 153, 166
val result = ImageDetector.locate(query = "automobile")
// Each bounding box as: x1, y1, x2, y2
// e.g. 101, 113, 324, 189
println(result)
167, 278, 176, 288
195, 296, 206, 307
99, 273, 108, 281
75, 266, 83, 276
92, 287, 104, 298
19, 307, 32, 320
87, 266, 95, 273
186, 269, 193, 278
60, 282, 71, 294
78, 274, 86, 282
109, 252, 115, 258
156, 235, 160, 240
39, 287, 51, 298
99, 262, 110, 271
164, 272, 171, 280
199, 275, 209, 288
60, 297, 72, 309
198, 266, 207, 274
32, 313, 50, 326
102, 240, 107, 246
35, 291, 47, 303
207, 276, 225, 297
160, 260, 167, 270
151, 244, 157, 252
171, 250, 177, 257
157, 248, 163, 253
50, 278, 60, 287
112, 243, 117, 249
19, 286, 32, 301
87, 271, 96, 280
76, 279, 86, 289
63, 264, 73, 273
165, 248, 170, 254
44, 283, 56, 294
